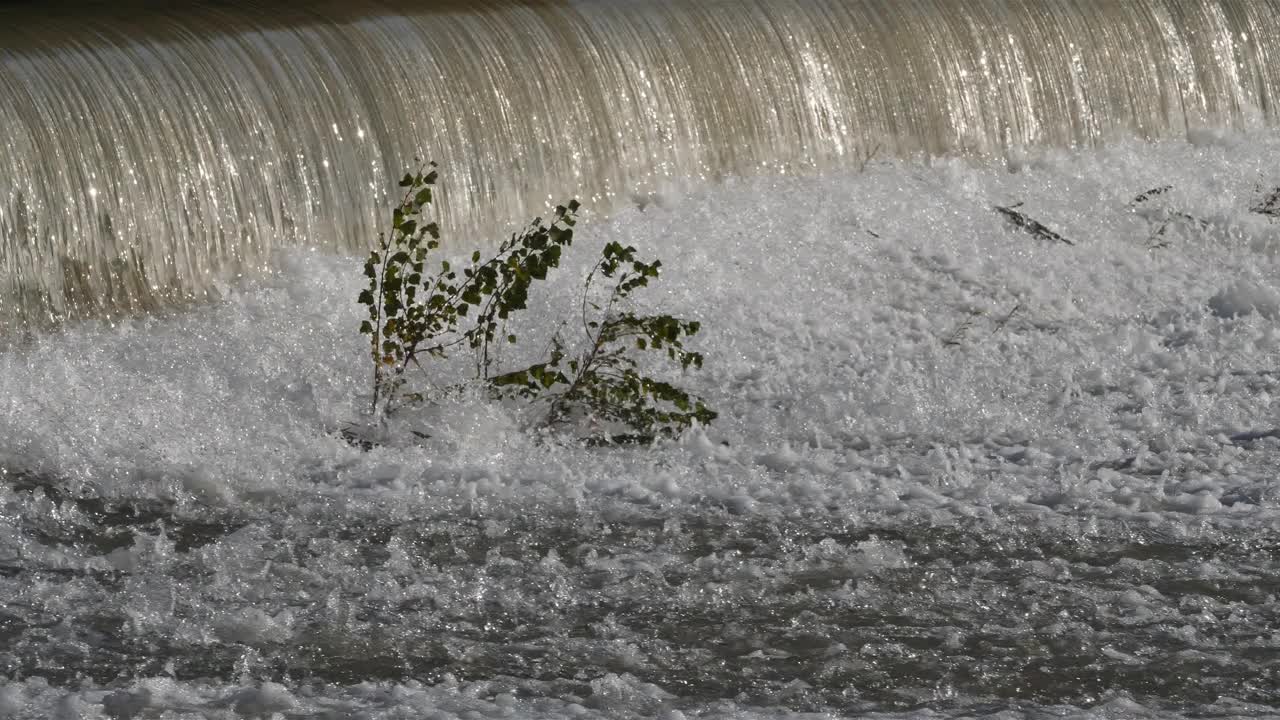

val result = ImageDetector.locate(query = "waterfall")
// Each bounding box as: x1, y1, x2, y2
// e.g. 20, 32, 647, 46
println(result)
2, 0, 1278, 330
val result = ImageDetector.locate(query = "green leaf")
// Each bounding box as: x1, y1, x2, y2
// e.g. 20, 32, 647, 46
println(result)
365, 164, 713, 433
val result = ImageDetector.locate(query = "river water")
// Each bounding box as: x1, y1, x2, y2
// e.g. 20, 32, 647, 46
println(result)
4, 0, 1280, 716
3, 133, 1280, 717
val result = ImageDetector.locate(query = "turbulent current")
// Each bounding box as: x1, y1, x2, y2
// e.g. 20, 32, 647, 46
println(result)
4, 135, 1280, 717
3, 0, 1280, 718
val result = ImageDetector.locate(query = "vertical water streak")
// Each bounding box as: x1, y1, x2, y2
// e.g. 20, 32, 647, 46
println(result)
2, 0, 1278, 331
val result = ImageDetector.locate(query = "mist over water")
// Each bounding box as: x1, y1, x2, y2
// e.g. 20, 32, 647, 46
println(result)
2, 0, 1280, 329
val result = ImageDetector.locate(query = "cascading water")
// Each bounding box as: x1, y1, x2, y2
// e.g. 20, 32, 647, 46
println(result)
1, 0, 1278, 331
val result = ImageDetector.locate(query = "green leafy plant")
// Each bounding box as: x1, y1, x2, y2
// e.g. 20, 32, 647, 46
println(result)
491, 241, 716, 441
358, 161, 578, 416
356, 161, 715, 442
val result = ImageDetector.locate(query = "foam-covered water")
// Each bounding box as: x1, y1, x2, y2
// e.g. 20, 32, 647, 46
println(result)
3, 134, 1280, 717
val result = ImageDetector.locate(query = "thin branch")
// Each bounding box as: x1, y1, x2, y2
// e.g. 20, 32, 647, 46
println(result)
580, 258, 605, 342
856, 142, 882, 173
991, 302, 1021, 335
993, 203, 1073, 245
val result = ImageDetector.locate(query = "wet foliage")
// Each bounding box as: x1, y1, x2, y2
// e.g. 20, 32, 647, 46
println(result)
357, 163, 714, 442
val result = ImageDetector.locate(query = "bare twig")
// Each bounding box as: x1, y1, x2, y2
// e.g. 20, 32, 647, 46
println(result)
1132, 185, 1173, 205
856, 142, 883, 174
993, 203, 1073, 245
1129, 183, 1210, 248
1251, 187, 1280, 218
991, 302, 1021, 335
942, 312, 981, 347
1147, 223, 1172, 250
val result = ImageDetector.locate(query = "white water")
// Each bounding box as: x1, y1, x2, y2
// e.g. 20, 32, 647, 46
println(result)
2, 134, 1280, 717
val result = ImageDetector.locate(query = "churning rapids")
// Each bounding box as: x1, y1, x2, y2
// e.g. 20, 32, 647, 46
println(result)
3, 134, 1280, 717
5, 0, 1280, 717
